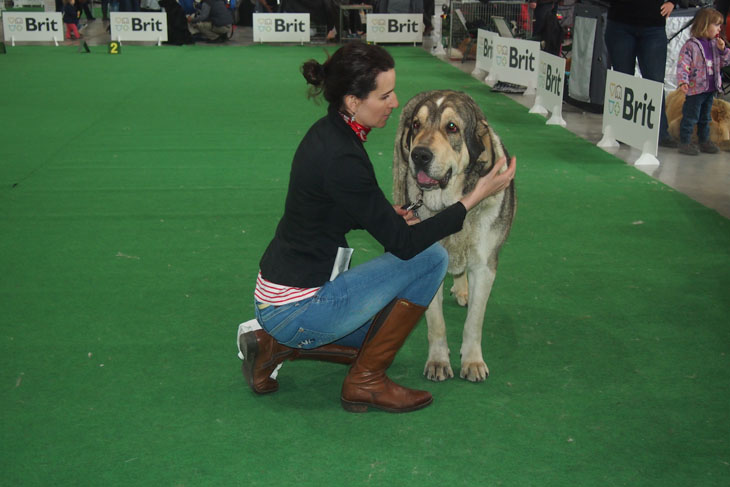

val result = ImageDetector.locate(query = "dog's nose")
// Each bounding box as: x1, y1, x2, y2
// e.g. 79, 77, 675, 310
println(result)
411, 147, 433, 168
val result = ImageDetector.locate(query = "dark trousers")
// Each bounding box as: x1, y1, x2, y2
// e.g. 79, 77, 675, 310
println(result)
679, 91, 715, 144
605, 19, 671, 141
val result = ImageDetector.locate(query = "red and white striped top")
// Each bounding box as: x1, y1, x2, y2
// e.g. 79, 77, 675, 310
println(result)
254, 271, 320, 306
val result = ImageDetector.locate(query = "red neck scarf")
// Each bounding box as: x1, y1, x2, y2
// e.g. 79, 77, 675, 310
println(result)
340, 112, 371, 142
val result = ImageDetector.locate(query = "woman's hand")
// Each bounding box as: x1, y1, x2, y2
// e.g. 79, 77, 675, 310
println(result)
679, 82, 689, 94
393, 205, 420, 226
660, 2, 674, 18
459, 156, 516, 211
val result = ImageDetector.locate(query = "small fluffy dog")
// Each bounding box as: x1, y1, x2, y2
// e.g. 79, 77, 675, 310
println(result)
666, 89, 730, 151
393, 90, 516, 382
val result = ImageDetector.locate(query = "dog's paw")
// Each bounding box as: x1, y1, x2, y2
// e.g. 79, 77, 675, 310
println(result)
424, 360, 454, 382
449, 284, 468, 307
460, 361, 489, 382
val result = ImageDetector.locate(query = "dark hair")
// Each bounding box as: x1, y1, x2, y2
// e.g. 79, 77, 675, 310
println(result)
301, 42, 395, 109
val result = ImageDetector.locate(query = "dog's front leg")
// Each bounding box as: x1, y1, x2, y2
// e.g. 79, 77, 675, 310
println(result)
424, 281, 454, 381
459, 264, 495, 382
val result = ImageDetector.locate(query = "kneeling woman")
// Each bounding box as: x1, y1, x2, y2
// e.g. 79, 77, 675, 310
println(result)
241, 42, 516, 413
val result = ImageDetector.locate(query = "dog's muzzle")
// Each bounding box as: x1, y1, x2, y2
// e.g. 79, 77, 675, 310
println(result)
411, 146, 452, 190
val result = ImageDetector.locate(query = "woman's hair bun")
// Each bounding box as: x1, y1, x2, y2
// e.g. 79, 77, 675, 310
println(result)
301, 60, 326, 87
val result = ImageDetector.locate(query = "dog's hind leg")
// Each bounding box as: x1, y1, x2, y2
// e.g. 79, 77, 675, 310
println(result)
424, 281, 454, 382
459, 264, 495, 382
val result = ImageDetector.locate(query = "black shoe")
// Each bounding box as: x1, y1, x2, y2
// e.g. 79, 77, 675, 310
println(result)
659, 137, 679, 148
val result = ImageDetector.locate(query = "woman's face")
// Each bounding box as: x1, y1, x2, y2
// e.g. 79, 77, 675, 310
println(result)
352, 69, 399, 129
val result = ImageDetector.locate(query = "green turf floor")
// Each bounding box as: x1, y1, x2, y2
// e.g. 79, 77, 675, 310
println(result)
1, 44, 729, 486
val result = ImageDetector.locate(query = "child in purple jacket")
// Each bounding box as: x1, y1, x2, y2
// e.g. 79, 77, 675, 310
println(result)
676, 7, 730, 155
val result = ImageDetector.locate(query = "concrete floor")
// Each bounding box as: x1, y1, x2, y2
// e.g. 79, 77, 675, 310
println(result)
4, 15, 729, 218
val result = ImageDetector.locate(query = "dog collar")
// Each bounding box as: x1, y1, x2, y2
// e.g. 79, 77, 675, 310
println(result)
339, 112, 371, 142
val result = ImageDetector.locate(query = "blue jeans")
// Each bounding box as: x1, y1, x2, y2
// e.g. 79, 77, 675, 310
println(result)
605, 20, 671, 141
254, 243, 449, 349
679, 91, 715, 144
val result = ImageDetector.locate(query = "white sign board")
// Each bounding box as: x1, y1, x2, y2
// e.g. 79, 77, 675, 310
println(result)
2, 12, 63, 42
474, 29, 497, 78
489, 36, 540, 94
109, 12, 167, 42
367, 14, 422, 44
599, 69, 663, 166
529, 51, 567, 127
253, 13, 310, 43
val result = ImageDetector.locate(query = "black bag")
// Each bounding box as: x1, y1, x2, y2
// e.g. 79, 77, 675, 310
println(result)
566, 1, 608, 112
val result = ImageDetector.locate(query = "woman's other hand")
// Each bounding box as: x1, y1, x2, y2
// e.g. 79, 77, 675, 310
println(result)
459, 156, 516, 211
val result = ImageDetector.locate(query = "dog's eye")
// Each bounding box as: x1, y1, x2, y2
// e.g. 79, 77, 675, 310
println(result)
446, 122, 459, 133
411, 120, 421, 131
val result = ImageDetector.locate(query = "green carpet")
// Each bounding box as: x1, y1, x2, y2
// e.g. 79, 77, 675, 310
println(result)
1, 44, 729, 486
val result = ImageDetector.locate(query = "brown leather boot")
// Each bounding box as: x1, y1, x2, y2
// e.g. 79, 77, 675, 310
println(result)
341, 299, 433, 413
240, 329, 358, 394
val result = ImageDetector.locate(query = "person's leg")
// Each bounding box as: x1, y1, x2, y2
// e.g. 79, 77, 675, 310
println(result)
605, 19, 639, 74
678, 93, 702, 155
194, 21, 220, 40
635, 24, 674, 143
697, 92, 719, 153
258, 243, 449, 350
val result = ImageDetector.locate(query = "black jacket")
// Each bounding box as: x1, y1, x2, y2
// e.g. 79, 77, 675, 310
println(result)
607, 0, 677, 27
259, 105, 467, 288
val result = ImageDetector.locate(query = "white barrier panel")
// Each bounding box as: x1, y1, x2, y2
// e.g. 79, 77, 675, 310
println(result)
367, 14, 422, 44
253, 13, 310, 43
530, 51, 567, 127
109, 12, 167, 42
598, 70, 663, 166
473, 29, 497, 80
2, 12, 63, 44
489, 36, 540, 95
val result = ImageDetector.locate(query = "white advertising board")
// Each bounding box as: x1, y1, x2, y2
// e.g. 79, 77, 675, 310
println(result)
253, 13, 310, 43
599, 70, 663, 166
2, 12, 63, 43
367, 14, 422, 44
474, 29, 498, 78
529, 51, 567, 127
109, 12, 167, 42
489, 36, 540, 94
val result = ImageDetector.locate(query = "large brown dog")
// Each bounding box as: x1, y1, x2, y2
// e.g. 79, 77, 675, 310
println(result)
393, 90, 516, 382
666, 90, 730, 151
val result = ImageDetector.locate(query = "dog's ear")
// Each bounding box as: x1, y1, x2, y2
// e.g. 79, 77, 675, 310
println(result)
393, 91, 439, 205
475, 120, 508, 177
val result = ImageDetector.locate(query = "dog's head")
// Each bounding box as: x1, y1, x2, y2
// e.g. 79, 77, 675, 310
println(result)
393, 90, 508, 211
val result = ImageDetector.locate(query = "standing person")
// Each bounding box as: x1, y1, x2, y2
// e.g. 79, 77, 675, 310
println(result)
63, 0, 82, 39
239, 42, 516, 413
605, 0, 680, 148
676, 7, 730, 155
76, 0, 96, 22
529, 0, 557, 38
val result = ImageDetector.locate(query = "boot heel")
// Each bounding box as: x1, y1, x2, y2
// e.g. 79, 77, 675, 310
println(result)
341, 399, 369, 413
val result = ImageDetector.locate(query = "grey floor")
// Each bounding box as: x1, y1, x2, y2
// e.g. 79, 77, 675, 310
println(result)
7, 17, 729, 218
